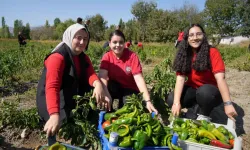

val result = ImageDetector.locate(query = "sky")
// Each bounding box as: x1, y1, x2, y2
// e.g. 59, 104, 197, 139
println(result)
1, 0, 206, 28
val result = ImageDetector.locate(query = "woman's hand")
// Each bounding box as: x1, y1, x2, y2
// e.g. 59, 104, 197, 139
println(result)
92, 81, 105, 103
171, 103, 181, 117
93, 80, 111, 111
44, 113, 60, 137
224, 105, 238, 121
146, 101, 158, 114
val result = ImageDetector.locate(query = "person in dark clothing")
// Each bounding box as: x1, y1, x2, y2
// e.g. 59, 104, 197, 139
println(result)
248, 44, 250, 52
18, 32, 27, 47
76, 17, 83, 24
84, 19, 91, 50
36, 23, 111, 145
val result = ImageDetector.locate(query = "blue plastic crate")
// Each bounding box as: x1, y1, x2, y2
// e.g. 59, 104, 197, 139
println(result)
98, 111, 170, 150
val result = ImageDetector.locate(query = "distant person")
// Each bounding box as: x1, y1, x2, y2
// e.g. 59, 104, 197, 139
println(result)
18, 31, 27, 47
76, 17, 83, 24
248, 44, 250, 52
125, 40, 132, 48
175, 31, 184, 48
137, 42, 143, 49
84, 19, 91, 50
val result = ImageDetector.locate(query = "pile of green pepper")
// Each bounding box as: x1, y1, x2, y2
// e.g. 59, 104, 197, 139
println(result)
172, 118, 235, 149
102, 104, 182, 150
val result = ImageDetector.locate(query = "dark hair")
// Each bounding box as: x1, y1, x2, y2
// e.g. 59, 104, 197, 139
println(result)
173, 23, 211, 73
109, 30, 126, 41
77, 17, 83, 23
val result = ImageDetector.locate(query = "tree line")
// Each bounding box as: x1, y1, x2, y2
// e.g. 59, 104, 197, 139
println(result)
0, 0, 249, 43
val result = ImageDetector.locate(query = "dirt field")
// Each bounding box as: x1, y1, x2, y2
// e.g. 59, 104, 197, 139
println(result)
0, 68, 249, 150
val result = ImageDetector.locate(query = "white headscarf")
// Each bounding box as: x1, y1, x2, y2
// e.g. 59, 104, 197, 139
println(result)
52, 23, 86, 53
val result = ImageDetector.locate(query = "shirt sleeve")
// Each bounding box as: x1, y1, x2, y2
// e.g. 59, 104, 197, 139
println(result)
100, 53, 110, 70
45, 53, 65, 115
85, 55, 99, 86
131, 53, 142, 75
210, 48, 225, 73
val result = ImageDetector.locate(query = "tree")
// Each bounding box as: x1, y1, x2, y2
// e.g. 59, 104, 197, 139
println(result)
173, 3, 204, 31
23, 23, 31, 39
88, 14, 107, 42
13, 20, 23, 37
124, 19, 136, 42
238, 0, 250, 37
131, 0, 157, 41
54, 18, 61, 27
45, 20, 50, 28
204, 0, 240, 40
118, 18, 125, 31
2, 17, 6, 28
104, 24, 116, 41
146, 9, 178, 42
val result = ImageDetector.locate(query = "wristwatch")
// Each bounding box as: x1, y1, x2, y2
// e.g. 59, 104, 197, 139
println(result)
224, 101, 233, 106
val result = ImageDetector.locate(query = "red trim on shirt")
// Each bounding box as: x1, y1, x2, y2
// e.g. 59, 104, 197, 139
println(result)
100, 48, 142, 91
176, 48, 225, 89
45, 53, 98, 115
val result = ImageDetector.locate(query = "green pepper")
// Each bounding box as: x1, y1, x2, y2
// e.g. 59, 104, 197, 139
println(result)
174, 118, 184, 126
185, 120, 191, 128
211, 128, 229, 144
189, 122, 198, 128
104, 124, 113, 131
198, 129, 216, 140
132, 130, 148, 150
115, 105, 131, 115
207, 123, 215, 131
153, 124, 162, 134
104, 112, 117, 121
186, 138, 198, 143
113, 117, 136, 125
201, 120, 208, 130
119, 136, 132, 147
188, 128, 198, 135
228, 131, 234, 140
217, 126, 229, 136
180, 129, 188, 140
120, 106, 139, 119
144, 123, 152, 137
181, 122, 187, 129
189, 134, 197, 139
199, 137, 211, 144
116, 124, 130, 137
104, 133, 110, 139
192, 120, 202, 127
163, 134, 172, 146
138, 113, 152, 125
152, 136, 159, 145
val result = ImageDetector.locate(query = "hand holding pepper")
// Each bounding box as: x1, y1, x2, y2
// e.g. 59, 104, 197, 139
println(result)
224, 105, 238, 122
145, 100, 158, 115
171, 102, 181, 117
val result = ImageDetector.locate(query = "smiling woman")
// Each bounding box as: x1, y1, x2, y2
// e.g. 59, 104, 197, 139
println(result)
166, 23, 238, 124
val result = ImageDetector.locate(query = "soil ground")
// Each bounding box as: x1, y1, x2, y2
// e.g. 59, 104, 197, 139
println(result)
0, 68, 249, 150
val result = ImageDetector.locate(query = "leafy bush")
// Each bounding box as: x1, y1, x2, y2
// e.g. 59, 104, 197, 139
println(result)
0, 100, 40, 129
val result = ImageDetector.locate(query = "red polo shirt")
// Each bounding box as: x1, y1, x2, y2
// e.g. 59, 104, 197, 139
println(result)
100, 48, 142, 91
177, 48, 225, 89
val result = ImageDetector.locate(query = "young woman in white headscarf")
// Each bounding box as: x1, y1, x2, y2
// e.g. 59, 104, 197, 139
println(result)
36, 23, 111, 144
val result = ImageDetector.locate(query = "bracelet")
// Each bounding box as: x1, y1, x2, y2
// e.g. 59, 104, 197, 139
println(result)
224, 101, 233, 106
144, 100, 151, 103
